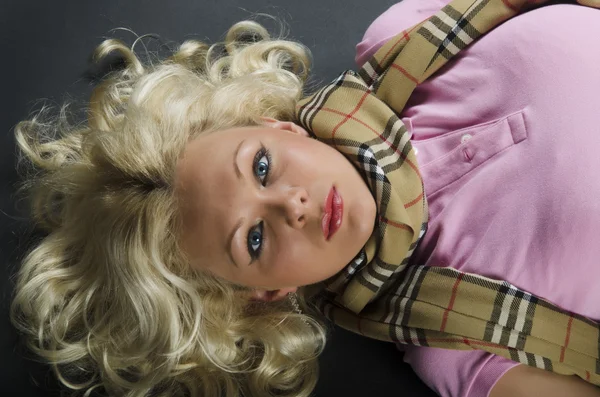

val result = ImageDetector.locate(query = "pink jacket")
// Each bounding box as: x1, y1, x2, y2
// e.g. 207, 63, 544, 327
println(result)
356, 2, 600, 396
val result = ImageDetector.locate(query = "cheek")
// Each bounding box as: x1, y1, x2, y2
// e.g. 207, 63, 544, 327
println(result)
272, 234, 310, 267
287, 140, 333, 169
274, 233, 343, 272
270, 235, 324, 278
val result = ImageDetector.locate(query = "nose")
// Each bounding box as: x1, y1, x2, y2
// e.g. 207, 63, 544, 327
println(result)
264, 186, 309, 229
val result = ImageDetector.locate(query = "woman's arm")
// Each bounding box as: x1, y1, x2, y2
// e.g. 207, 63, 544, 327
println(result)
490, 365, 600, 397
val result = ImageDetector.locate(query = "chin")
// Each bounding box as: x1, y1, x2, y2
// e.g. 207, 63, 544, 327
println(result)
354, 207, 377, 245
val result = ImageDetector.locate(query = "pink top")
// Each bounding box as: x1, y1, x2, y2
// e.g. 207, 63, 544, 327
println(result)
356, 2, 600, 396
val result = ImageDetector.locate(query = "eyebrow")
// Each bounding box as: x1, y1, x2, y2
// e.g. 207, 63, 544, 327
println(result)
227, 139, 246, 268
233, 139, 245, 181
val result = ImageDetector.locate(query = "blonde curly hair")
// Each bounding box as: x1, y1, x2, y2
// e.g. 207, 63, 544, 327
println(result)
10, 19, 328, 397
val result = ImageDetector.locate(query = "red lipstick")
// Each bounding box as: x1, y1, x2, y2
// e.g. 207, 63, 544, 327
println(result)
322, 186, 343, 240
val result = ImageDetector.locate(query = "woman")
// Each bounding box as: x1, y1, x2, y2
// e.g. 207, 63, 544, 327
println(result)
10, 0, 600, 396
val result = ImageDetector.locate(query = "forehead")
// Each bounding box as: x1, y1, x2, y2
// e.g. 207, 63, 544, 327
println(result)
174, 127, 266, 267
176, 129, 240, 227
176, 125, 281, 192
180, 126, 271, 167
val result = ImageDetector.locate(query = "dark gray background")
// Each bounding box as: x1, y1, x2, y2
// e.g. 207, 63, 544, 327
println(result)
1, 1, 436, 396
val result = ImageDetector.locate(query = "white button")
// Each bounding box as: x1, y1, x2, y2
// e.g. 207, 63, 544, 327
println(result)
461, 134, 473, 144
414, 147, 419, 155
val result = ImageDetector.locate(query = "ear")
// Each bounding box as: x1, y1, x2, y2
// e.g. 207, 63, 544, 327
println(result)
250, 286, 298, 302
260, 117, 310, 137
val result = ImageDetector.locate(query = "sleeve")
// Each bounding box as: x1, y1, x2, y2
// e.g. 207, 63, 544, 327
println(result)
402, 345, 521, 397
355, 0, 452, 67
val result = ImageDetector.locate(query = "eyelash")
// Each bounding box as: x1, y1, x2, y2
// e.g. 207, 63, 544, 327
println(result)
247, 145, 273, 262
253, 146, 273, 186
247, 222, 267, 262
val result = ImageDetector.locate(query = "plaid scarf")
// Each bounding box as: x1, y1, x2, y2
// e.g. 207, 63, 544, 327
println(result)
296, 0, 600, 385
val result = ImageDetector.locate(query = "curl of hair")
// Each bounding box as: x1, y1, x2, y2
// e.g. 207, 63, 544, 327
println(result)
10, 19, 328, 397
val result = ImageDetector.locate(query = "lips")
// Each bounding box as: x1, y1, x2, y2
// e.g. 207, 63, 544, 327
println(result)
322, 186, 343, 240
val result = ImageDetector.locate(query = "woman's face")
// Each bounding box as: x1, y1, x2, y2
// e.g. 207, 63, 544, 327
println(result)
175, 120, 376, 299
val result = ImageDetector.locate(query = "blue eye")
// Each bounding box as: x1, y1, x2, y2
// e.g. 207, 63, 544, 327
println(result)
247, 146, 272, 262
253, 147, 271, 185
247, 222, 264, 259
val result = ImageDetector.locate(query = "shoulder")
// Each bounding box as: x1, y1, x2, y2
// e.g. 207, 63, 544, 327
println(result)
490, 364, 600, 397
403, 345, 600, 397
356, 3, 600, 69
355, 0, 452, 66
402, 345, 519, 397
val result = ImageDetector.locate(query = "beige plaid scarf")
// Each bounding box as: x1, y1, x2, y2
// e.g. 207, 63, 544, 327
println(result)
296, 0, 600, 385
